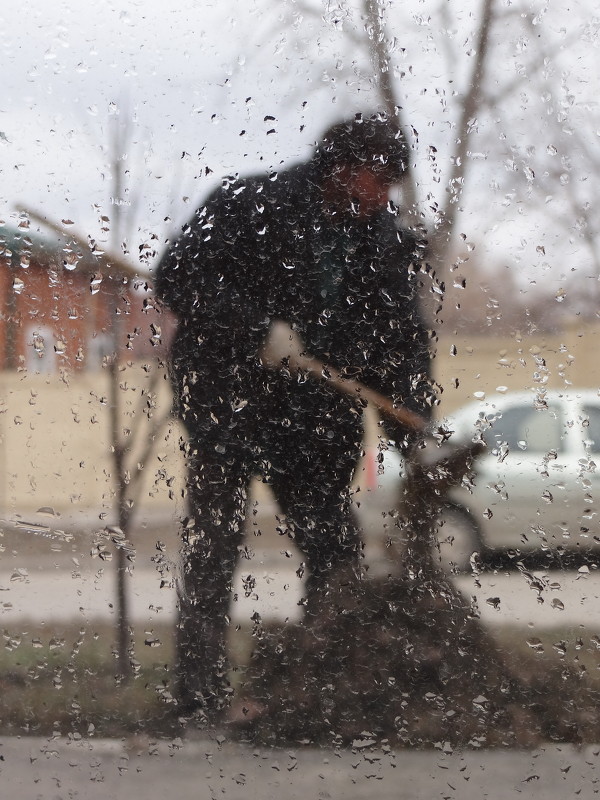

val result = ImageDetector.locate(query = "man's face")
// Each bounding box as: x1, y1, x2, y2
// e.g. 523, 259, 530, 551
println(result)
327, 164, 398, 218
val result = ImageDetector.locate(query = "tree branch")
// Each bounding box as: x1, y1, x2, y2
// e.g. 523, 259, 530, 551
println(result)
481, 25, 582, 111
362, 0, 419, 215
437, 0, 495, 252
126, 407, 174, 511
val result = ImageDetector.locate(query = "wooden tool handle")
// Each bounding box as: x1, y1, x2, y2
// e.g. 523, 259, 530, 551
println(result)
292, 352, 427, 433
261, 322, 427, 433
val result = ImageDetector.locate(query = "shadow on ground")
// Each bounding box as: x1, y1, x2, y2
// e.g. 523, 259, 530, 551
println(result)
481, 547, 600, 572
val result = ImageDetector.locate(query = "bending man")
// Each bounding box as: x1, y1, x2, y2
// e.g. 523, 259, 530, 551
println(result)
154, 113, 433, 722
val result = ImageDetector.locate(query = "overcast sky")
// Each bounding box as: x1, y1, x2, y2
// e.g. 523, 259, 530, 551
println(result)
0, 3, 322, 249
1, 0, 597, 295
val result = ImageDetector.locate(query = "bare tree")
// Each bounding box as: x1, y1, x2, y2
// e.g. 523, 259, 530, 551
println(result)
235, 0, 595, 324
489, 11, 600, 316
20, 112, 177, 680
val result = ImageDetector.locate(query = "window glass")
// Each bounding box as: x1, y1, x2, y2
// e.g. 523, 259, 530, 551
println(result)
2, 0, 600, 791
486, 404, 562, 453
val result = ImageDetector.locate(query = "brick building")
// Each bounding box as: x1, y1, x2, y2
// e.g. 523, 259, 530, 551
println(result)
0, 221, 169, 372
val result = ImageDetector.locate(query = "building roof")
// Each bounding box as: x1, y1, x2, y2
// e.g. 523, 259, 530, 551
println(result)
0, 221, 116, 278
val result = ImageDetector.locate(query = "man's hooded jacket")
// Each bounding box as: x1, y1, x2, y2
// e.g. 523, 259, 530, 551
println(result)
155, 158, 432, 438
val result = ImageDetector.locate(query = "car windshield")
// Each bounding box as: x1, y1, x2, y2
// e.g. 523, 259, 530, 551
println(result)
485, 404, 563, 453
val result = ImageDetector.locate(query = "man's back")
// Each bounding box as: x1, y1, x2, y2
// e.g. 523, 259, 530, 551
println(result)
155, 159, 429, 419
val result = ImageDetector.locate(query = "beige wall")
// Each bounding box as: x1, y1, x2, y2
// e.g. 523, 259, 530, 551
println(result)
435, 319, 600, 416
2, 319, 599, 516
0, 363, 185, 519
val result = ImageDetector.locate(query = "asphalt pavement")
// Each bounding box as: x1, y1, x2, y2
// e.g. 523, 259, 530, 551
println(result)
1, 547, 600, 630
3, 503, 599, 630
1, 735, 599, 799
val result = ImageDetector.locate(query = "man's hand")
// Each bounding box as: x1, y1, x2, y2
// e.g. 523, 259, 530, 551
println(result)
259, 321, 306, 370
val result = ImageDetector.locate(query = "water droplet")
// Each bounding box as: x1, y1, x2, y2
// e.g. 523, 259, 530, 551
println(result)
63, 252, 81, 270
37, 507, 59, 516
90, 272, 103, 294
10, 567, 29, 582
33, 334, 45, 355
526, 637, 544, 652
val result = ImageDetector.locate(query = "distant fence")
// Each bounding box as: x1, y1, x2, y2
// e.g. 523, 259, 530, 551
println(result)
1, 319, 599, 515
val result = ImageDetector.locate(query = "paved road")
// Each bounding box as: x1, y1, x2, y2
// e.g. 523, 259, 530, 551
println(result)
1, 548, 599, 630
1, 735, 599, 799
3, 504, 599, 630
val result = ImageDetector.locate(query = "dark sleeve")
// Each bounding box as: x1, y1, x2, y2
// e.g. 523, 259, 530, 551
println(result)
154, 188, 223, 315
360, 226, 434, 427
153, 182, 272, 355
154, 186, 245, 315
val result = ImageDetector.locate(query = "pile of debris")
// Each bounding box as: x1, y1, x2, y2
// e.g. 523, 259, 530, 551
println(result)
227, 439, 600, 747
240, 567, 599, 747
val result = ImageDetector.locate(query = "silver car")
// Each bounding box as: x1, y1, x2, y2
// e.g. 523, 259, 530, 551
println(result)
356, 390, 600, 571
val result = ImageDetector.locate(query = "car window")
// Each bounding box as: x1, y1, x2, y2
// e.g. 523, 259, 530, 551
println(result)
582, 404, 600, 453
485, 404, 562, 453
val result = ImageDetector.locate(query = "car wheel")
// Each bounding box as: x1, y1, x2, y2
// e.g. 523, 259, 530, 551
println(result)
432, 501, 483, 574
